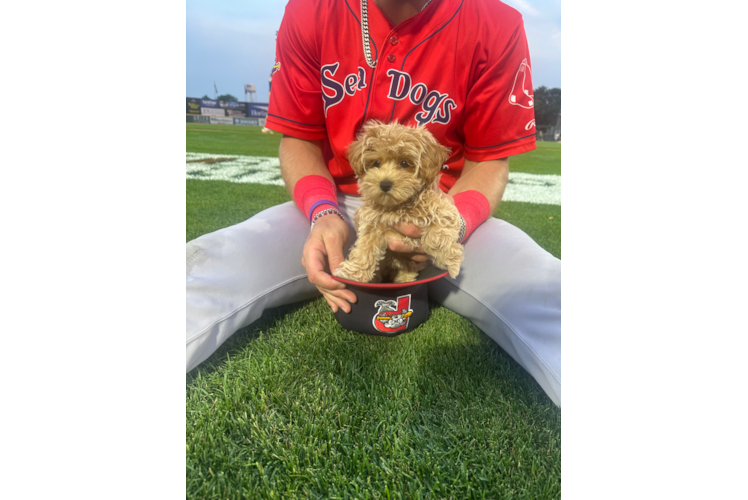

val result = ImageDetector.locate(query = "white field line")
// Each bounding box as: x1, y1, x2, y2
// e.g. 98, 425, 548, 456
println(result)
186, 153, 561, 205
503, 172, 561, 205
186, 152, 284, 186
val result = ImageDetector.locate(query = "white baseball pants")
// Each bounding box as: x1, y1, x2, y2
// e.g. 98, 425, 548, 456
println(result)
186, 194, 561, 406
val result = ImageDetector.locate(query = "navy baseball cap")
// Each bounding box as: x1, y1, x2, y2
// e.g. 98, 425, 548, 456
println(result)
332, 265, 448, 337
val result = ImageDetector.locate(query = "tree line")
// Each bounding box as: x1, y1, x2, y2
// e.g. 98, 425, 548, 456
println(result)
532, 86, 561, 128
202, 94, 239, 102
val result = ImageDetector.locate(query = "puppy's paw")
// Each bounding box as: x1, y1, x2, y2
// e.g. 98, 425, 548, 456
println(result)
335, 259, 376, 283
447, 247, 464, 279
428, 241, 463, 279
431, 258, 460, 279
333, 260, 353, 279
393, 269, 419, 283
385, 229, 420, 252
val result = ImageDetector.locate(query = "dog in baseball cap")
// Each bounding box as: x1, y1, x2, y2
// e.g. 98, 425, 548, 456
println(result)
333, 121, 463, 335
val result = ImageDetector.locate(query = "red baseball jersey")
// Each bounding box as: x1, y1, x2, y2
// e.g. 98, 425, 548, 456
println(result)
266, 0, 537, 195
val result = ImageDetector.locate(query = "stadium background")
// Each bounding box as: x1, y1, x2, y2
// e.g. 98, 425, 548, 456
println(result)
184, 95, 559, 140
186, 97, 268, 126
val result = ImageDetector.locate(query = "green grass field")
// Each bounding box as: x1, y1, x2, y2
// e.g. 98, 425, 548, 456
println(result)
186, 123, 561, 499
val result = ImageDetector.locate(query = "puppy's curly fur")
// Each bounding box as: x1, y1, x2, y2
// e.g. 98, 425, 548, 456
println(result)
335, 121, 464, 283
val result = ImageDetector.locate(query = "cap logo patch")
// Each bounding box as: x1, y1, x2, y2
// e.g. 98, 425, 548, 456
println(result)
373, 295, 413, 334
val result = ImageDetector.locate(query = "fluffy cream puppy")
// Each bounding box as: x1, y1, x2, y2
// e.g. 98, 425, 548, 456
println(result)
335, 121, 464, 283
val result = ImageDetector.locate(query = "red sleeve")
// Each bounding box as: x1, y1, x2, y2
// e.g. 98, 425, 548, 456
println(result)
461, 17, 537, 160
265, 0, 328, 140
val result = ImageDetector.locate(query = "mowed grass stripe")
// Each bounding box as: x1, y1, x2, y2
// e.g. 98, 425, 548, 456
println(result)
187, 123, 282, 157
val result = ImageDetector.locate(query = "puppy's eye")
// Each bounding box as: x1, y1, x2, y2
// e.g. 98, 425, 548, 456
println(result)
372, 160, 381, 168
399, 160, 410, 169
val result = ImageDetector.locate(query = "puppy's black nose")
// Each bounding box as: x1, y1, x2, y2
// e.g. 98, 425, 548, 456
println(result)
380, 180, 393, 192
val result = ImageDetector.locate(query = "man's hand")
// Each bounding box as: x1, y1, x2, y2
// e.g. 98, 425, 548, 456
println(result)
386, 190, 455, 269
301, 214, 357, 313
279, 135, 357, 313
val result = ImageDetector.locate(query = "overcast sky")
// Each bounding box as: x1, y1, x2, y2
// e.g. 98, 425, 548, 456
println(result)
186, 0, 560, 103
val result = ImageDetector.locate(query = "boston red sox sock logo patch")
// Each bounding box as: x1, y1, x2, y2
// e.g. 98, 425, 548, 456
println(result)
508, 58, 534, 109
373, 295, 414, 333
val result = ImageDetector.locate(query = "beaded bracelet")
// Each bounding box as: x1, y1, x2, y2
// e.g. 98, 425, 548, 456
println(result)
310, 207, 346, 231
308, 199, 339, 222
457, 215, 467, 243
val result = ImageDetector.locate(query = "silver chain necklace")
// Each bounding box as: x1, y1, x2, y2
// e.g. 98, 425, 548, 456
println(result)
361, 0, 434, 69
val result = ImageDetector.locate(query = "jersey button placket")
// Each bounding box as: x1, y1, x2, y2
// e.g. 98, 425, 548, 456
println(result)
386, 32, 399, 63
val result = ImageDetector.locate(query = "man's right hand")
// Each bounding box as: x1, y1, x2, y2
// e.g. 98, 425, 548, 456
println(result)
301, 214, 357, 313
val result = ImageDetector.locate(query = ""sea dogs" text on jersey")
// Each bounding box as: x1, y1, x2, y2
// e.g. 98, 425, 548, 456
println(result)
321, 63, 367, 116
320, 63, 456, 126
386, 69, 456, 126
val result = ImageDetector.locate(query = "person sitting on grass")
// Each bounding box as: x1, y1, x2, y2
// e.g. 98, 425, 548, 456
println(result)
186, 0, 561, 406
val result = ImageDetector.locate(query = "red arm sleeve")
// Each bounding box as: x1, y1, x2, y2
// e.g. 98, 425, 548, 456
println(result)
265, 0, 328, 140
461, 17, 537, 160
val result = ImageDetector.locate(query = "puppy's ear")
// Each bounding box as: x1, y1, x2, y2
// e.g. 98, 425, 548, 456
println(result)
418, 129, 451, 186
346, 130, 367, 178
347, 120, 384, 178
